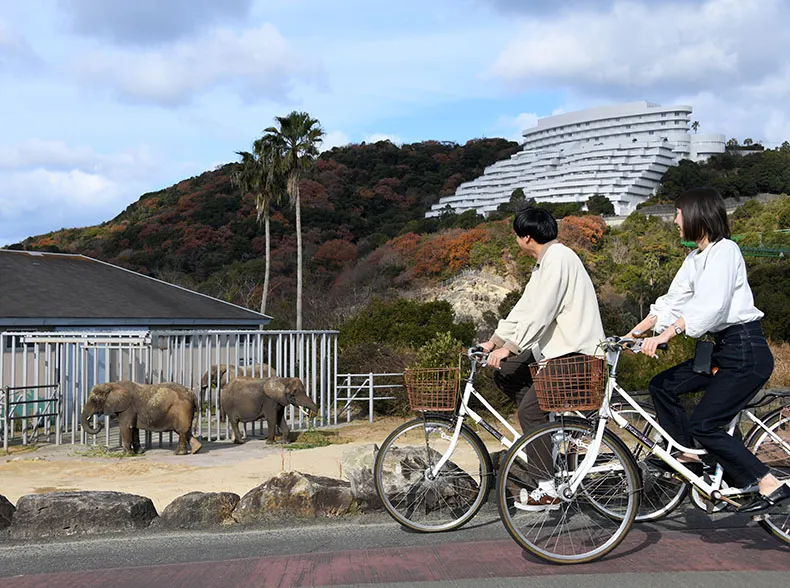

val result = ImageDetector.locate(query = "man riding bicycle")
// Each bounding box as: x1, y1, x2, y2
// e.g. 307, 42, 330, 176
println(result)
480, 207, 605, 510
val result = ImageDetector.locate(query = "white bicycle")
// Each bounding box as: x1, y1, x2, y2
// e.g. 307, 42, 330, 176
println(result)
496, 337, 790, 564
372, 345, 683, 533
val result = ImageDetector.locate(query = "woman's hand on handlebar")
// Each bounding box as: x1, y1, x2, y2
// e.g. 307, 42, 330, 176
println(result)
640, 331, 671, 358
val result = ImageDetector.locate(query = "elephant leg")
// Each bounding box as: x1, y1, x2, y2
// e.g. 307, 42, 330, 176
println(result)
175, 432, 189, 455
266, 414, 277, 443
132, 428, 142, 454
229, 418, 245, 444
120, 425, 135, 453
278, 408, 290, 444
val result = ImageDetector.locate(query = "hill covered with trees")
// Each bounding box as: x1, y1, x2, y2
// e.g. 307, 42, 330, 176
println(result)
8, 137, 790, 354
11, 138, 519, 326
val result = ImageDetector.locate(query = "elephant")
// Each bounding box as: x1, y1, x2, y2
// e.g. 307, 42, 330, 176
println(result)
81, 381, 202, 455
198, 364, 277, 405
220, 377, 318, 444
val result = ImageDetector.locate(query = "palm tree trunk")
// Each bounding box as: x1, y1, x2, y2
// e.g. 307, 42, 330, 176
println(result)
261, 212, 270, 315
295, 179, 303, 330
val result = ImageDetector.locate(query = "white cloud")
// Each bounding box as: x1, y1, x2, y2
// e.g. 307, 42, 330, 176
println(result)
73, 23, 324, 106
0, 139, 163, 245
320, 131, 350, 151
489, 0, 789, 98
59, 0, 252, 46
0, 20, 41, 72
485, 0, 790, 148
496, 112, 538, 143
0, 168, 122, 244
0, 139, 157, 178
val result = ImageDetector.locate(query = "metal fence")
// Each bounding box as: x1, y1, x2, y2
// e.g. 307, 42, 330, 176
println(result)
2, 384, 61, 451
1, 329, 339, 448
333, 373, 403, 423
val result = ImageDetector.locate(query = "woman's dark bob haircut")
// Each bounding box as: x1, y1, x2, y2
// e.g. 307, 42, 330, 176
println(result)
675, 187, 730, 243
513, 206, 558, 244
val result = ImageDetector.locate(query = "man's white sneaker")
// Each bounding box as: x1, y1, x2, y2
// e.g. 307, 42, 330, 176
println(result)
514, 487, 561, 511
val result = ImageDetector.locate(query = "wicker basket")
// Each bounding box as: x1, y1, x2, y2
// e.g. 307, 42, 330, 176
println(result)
529, 354, 606, 412
404, 367, 459, 412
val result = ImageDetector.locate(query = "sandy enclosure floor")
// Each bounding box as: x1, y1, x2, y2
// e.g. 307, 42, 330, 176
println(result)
0, 417, 416, 512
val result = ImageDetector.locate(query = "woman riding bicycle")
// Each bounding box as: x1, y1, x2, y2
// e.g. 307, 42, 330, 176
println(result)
626, 187, 788, 512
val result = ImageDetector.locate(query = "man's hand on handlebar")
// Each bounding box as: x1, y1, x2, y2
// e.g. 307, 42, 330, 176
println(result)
479, 341, 496, 353
486, 347, 511, 368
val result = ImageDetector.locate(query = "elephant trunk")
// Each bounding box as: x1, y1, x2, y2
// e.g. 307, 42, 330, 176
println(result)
80, 403, 103, 435
298, 397, 319, 416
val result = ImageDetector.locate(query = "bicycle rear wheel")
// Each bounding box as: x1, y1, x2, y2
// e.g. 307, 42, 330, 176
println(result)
374, 415, 491, 532
745, 406, 790, 545
496, 420, 639, 564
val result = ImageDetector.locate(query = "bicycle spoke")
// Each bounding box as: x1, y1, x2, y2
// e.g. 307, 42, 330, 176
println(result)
498, 422, 638, 564
375, 417, 490, 532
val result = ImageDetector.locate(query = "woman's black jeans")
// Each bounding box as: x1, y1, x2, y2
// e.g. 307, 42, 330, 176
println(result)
649, 321, 774, 488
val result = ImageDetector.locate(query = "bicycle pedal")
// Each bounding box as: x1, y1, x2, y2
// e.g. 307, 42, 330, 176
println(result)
705, 498, 715, 514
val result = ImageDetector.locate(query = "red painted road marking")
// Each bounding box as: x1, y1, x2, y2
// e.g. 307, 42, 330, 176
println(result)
1, 527, 788, 588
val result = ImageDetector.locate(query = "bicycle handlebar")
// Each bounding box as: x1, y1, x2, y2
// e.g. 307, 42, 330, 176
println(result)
467, 346, 489, 366
600, 336, 668, 354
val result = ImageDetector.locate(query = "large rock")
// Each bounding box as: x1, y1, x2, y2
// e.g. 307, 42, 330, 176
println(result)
341, 444, 382, 511
9, 491, 157, 540
0, 494, 14, 529
154, 492, 240, 529
234, 472, 354, 523
375, 446, 480, 515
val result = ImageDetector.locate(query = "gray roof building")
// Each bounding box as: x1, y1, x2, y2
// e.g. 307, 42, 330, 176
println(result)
0, 250, 271, 329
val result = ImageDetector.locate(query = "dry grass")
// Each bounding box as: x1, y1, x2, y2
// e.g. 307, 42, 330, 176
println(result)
768, 341, 790, 389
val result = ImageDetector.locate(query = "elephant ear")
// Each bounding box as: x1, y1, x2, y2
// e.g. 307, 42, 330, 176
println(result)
264, 378, 290, 405
286, 379, 304, 402
104, 383, 133, 414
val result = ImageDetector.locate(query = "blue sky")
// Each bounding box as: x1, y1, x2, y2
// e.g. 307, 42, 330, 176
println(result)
1, 0, 789, 245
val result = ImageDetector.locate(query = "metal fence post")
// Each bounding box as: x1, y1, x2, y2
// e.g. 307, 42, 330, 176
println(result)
369, 373, 374, 423
3, 386, 8, 452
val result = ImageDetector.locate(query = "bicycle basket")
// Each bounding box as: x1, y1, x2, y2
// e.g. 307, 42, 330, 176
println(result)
529, 354, 606, 412
403, 367, 459, 412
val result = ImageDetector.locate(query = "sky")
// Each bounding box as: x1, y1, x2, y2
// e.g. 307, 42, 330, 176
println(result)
1, 0, 790, 245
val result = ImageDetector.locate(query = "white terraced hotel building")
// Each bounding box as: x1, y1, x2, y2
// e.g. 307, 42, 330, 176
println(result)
428, 102, 725, 217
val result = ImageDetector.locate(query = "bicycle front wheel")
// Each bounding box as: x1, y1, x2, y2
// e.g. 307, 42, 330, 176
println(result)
745, 406, 790, 545
374, 415, 491, 532
497, 420, 639, 564
615, 405, 689, 521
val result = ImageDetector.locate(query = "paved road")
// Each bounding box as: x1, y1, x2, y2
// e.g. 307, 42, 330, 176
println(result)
1, 504, 788, 587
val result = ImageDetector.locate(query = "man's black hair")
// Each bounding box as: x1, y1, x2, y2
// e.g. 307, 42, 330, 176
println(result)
513, 206, 558, 243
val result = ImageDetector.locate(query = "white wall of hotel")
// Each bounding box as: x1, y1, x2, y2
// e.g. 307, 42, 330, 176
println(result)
1, 329, 342, 448
428, 102, 726, 218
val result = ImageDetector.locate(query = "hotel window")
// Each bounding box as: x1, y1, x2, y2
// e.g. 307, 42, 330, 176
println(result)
661, 113, 666, 117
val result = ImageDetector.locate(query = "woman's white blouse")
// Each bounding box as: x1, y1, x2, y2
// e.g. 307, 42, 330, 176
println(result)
650, 239, 763, 338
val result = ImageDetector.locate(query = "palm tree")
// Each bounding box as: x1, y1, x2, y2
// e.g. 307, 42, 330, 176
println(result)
232, 137, 283, 315
690, 120, 700, 134
263, 111, 324, 330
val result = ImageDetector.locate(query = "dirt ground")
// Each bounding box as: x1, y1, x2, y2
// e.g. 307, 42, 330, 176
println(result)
0, 417, 410, 512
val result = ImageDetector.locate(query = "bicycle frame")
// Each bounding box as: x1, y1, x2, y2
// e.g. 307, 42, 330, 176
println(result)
566, 339, 788, 506
427, 351, 522, 477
